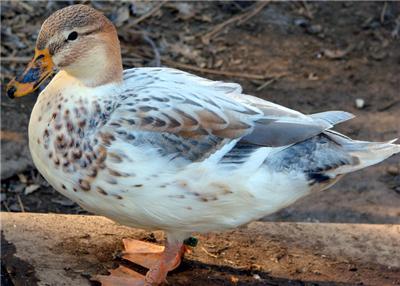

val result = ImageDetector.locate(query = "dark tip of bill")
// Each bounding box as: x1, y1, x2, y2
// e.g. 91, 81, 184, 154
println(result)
7, 86, 16, 99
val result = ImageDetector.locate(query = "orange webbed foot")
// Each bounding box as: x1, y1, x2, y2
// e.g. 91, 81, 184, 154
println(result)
93, 238, 188, 286
94, 265, 144, 286
122, 239, 165, 270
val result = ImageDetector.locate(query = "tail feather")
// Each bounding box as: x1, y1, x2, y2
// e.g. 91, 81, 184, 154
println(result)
325, 131, 400, 175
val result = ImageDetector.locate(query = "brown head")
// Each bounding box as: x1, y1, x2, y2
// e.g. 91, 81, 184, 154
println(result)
6, 4, 123, 98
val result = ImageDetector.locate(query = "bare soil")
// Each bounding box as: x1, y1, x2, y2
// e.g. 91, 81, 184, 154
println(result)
1, 1, 400, 285
2, 213, 400, 286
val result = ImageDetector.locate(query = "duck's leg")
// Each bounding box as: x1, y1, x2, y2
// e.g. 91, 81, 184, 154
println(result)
94, 237, 186, 286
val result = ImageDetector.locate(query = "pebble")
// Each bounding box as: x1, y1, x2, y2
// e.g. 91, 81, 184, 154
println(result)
348, 266, 358, 272
355, 98, 365, 109
230, 276, 239, 284
17, 173, 28, 184
306, 24, 323, 35
387, 166, 399, 176
371, 50, 387, 61
294, 18, 309, 28
24, 184, 40, 195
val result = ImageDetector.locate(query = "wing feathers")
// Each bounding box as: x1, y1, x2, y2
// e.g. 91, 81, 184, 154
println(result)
114, 68, 354, 153
310, 111, 354, 126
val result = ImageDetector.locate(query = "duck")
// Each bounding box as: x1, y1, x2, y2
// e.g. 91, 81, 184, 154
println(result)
6, 4, 400, 286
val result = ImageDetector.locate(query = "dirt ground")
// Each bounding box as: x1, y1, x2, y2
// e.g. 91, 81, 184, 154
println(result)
1, 1, 400, 285
2, 213, 400, 286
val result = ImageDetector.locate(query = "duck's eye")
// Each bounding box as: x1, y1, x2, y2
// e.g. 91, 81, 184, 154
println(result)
67, 31, 78, 41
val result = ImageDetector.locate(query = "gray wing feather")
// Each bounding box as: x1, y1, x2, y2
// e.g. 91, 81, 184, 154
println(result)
241, 120, 327, 147
310, 111, 354, 126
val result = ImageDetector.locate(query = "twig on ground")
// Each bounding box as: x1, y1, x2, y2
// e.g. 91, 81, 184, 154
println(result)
378, 100, 400, 112
201, 1, 269, 44
391, 15, 400, 38
201, 247, 218, 258
1, 56, 31, 63
127, 2, 165, 28
0, 131, 24, 142
162, 58, 286, 80
256, 78, 277, 91
141, 33, 161, 67
301, 1, 314, 20
380, 1, 388, 24
16, 194, 25, 212
323, 44, 354, 59
2, 201, 11, 212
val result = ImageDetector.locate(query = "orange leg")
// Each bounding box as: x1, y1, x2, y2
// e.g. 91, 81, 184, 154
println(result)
94, 238, 187, 286
144, 239, 186, 285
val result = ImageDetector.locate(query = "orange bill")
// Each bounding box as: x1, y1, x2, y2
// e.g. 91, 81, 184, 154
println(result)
6, 48, 54, 98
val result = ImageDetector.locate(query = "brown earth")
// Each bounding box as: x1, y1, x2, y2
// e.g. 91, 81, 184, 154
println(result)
1, 1, 400, 285
2, 213, 400, 286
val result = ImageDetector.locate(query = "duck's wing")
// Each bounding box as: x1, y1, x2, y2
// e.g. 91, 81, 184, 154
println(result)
228, 92, 354, 146
109, 68, 352, 161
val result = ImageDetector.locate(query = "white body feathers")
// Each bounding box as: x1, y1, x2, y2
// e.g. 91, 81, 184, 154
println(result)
29, 68, 400, 239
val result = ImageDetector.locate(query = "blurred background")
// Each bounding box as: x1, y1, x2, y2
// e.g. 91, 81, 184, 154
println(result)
1, 1, 400, 223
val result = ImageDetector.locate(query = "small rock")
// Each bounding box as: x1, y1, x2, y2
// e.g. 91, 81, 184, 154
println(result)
355, 98, 365, 109
230, 276, 239, 284
370, 50, 387, 61
306, 24, 322, 35
307, 73, 319, 81
24, 184, 40, 196
253, 274, 261, 280
324, 47, 352, 59
294, 18, 309, 28
17, 173, 28, 184
348, 266, 358, 272
387, 166, 399, 176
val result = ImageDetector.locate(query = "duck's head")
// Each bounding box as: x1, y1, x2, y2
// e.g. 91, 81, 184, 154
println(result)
6, 4, 122, 98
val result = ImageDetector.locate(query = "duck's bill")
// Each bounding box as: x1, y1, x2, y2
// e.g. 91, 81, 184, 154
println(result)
6, 48, 54, 98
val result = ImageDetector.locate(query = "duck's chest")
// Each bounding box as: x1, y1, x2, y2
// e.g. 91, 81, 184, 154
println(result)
28, 83, 115, 202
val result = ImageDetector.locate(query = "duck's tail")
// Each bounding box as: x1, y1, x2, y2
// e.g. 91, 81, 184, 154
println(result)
325, 130, 400, 176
